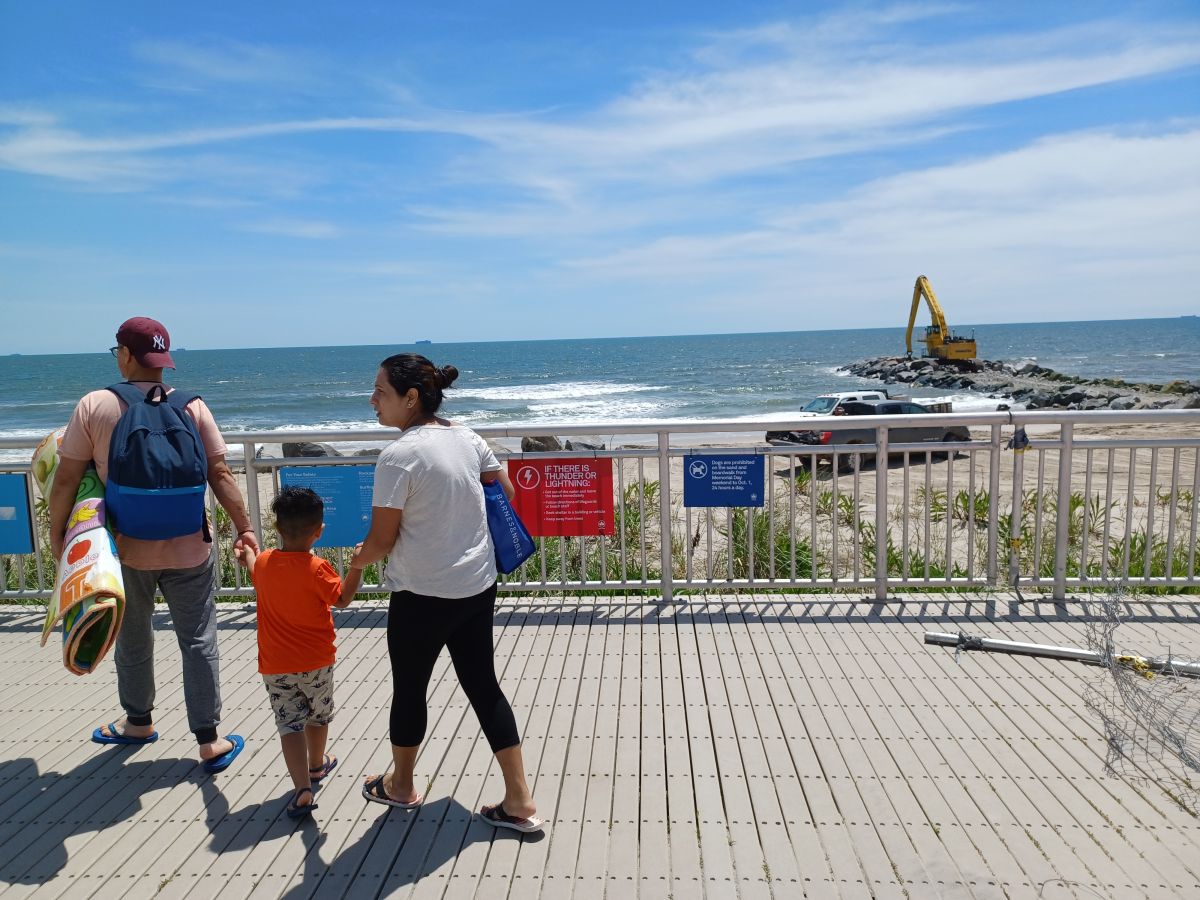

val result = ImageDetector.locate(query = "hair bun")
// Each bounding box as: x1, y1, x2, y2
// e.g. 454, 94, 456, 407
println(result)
438, 364, 459, 389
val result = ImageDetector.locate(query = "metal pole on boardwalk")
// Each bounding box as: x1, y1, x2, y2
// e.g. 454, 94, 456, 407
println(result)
924, 631, 1200, 678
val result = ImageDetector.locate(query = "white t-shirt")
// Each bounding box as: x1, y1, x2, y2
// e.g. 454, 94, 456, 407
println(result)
372, 424, 501, 597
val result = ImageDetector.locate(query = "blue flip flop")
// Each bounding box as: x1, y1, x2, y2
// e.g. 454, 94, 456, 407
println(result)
202, 734, 245, 773
92, 722, 159, 745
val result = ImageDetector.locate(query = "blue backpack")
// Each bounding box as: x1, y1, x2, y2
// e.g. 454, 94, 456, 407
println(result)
105, 382, 211, 542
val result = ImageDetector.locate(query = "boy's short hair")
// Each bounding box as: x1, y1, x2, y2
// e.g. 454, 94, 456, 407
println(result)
272, 486, 324, 539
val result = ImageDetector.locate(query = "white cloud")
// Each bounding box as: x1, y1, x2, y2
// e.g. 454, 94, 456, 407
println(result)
557, 126, 1200, 323
239, 219, 342, 239
2, 13, 1196, 196
131, 39, 315, 88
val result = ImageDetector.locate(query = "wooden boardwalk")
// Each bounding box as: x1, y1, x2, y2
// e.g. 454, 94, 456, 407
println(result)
1, 593, 1198, 899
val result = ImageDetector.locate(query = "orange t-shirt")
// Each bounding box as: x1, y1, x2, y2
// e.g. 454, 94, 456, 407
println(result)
251, 549, 343, 675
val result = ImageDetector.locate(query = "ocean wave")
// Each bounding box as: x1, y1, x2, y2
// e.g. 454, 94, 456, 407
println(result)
453, 381, 665, 402
220, 419, 383, 433
0, 399, 75, 409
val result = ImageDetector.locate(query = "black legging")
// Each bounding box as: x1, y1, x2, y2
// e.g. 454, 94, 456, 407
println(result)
387, 582, 520, 753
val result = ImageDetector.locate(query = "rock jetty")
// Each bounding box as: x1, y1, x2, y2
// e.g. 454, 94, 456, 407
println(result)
840, 357, 1200, 411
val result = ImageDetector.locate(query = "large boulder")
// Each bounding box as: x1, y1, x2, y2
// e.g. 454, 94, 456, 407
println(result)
283, 441, 342, 458
1169, 393, 1200, 409
1108, 396, 1138, 410
565, 437, 607, 451
521, 436, 562, 453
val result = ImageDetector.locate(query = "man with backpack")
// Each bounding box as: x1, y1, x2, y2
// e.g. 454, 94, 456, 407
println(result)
49, 316, 258, 772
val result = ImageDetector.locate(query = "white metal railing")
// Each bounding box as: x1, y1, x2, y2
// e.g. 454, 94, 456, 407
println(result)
3, 408, 1199, 601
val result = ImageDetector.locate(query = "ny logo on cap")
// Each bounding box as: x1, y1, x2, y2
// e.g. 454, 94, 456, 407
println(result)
152, 334, 166, 350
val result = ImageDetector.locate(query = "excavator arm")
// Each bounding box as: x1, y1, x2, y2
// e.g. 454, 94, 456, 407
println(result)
905, 275, 950, 357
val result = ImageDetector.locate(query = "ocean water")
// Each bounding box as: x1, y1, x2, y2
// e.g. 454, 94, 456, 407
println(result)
2, 317, 1197, 443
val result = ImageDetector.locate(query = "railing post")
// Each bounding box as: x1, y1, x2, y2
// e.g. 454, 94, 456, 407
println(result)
987, 424, 1001, 584
874, 424, 889, 600
1008, 437, 1025, 588
243, 441, 262, 539
1053, 423, 1074, 600
657, 430, 673, 603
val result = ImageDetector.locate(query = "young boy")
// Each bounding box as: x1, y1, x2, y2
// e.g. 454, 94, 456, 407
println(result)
236, 486, 362, 819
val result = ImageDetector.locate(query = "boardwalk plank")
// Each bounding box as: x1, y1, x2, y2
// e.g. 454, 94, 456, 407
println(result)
3, 592, 1200, 900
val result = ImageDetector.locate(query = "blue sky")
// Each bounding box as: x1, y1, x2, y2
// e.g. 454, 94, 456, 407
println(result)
2, 1, 1198, 353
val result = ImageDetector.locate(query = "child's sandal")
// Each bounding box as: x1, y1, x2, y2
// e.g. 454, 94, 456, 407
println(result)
309, 754, 338, 783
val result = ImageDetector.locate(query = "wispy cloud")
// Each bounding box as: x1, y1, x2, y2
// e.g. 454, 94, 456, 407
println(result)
557, 125, 1200, 322
2, 4, 1198, 340
131, 38, 318, 88
3, 12, 1197, 197
239, 218, 342, 239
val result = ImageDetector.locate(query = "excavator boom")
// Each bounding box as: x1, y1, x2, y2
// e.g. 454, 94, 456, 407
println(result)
904, 275, 976, 361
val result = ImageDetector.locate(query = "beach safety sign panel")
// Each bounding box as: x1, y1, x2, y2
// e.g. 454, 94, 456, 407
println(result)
0, 474, 34, 554
279, 465, 374, 548
509, 458, 615, 537
683, 454, 764, 507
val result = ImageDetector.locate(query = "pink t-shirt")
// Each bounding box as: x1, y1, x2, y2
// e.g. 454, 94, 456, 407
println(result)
60, 381, 228, 571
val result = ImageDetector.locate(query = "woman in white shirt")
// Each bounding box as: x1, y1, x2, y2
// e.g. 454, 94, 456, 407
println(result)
350, 353, 542, 833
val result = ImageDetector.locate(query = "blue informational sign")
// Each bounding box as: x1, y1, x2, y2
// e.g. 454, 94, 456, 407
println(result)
278, 466, 375, 548
683, 454, 765, 507
0, 474, 34, 554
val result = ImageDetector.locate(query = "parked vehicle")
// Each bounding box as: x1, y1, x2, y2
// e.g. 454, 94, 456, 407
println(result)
768, 399, 970, 469
766, 391, 888, 445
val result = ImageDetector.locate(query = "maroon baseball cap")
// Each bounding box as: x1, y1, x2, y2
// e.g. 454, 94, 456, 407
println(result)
115, 317, 175, 369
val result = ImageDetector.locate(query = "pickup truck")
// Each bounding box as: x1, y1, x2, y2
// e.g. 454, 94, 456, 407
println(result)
766, 390, 888, 445
767, 399, 969, 466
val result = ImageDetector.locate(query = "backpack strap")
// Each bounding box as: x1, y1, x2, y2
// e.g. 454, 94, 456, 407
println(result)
106, 382, 200, 409
162, 388, 208, 542
166, 389, 200, 410
106, 382, 148, 408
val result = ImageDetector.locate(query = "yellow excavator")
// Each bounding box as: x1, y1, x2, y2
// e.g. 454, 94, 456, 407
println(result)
904, 275, 977, 360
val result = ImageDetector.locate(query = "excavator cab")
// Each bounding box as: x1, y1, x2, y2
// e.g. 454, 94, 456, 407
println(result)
905, 275, 976, 361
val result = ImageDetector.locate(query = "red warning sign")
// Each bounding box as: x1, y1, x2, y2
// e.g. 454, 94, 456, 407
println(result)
509, 458, 615, 537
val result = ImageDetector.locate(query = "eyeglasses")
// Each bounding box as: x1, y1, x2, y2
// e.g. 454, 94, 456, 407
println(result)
109, 346, 122, 358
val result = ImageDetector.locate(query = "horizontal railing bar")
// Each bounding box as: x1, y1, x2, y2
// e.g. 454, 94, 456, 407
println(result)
4, 407, 1199, 451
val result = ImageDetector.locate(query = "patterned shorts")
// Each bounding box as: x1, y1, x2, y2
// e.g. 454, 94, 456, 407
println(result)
262, 664, 335, 734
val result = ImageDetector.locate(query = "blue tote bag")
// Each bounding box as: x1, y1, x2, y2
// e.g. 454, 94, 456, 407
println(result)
483, 479, 536, 574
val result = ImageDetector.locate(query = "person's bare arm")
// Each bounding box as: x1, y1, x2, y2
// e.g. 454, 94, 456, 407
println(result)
336, 566, 363, 607
481, 468, 515, 500
348, 506, 403, 570
207, 455, 259, 553
235, 543, 257, 571
48, 456, 90, 560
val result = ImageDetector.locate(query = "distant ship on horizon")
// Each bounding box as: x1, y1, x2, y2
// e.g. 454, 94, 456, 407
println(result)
415, 339, 432, 345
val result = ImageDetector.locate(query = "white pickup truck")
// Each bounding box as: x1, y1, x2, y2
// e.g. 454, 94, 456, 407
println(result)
766, 390, 955, 446
790, 390, 888, 416
766, 391, 887, 446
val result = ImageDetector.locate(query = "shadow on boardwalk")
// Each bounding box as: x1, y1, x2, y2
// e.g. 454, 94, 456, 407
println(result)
0, 752, 542, 892
4, 595, 1199, 638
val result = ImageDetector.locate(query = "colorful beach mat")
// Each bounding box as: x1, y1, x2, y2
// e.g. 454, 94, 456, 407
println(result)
33, 430, 125, 676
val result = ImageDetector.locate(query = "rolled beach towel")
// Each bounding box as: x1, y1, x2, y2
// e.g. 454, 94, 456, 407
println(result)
32, 431, 126, 676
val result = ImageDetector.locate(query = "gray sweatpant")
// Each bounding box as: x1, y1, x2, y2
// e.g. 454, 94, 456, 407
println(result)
116, 560, 222, 742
